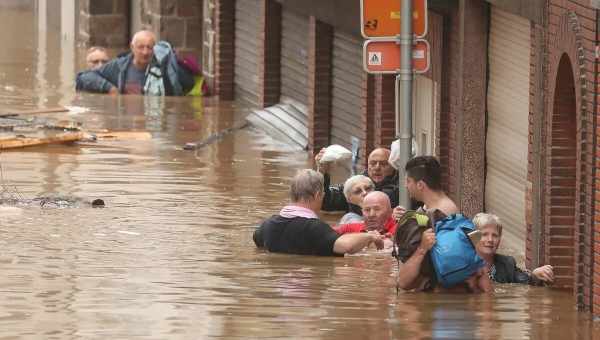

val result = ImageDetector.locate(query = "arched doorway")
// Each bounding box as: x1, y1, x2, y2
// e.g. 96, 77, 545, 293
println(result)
546, 53, 577, 290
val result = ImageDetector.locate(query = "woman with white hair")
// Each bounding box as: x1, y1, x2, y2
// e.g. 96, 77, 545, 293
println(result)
473, 212, 554, 285
337, 175, 375, 224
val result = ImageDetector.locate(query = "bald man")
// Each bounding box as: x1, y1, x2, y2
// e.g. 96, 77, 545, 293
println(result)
76, 30, 194, 96
316, 147, 400, 217
334, 191, 397, 238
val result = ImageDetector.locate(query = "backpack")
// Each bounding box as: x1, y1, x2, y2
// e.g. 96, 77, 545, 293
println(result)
393, 210, 485, 289
430, 214, 485, 288
393, 210, 438, 288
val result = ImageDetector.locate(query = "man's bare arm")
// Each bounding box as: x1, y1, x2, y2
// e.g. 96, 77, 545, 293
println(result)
397, 228, 435, 290
397, 246, 428, 290
333, 232, 384, 255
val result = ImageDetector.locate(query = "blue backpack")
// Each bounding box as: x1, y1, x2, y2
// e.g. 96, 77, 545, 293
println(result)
430, 214, 485, 288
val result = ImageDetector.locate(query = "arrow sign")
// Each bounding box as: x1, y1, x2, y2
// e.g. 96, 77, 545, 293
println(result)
361, 0, 428, 39
363, 39, 430, 74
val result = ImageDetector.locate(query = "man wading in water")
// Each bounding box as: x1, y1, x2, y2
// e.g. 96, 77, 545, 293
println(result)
393, 156, 492, 293
76, 30, 194, 96
253, 169, 385, 256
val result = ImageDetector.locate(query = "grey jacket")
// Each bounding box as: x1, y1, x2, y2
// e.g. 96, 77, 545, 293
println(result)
76, 41, 194, 96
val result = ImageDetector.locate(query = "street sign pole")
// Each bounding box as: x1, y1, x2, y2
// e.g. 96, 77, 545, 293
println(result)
397, 0, 413, 208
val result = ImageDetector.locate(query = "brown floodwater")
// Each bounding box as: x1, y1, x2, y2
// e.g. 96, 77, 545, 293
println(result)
0, 3, 598, 339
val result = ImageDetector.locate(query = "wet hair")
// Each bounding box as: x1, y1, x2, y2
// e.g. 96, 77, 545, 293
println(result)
87, 46, 107, 54
405, 156, 442, 191
343, 175, 374, 200
131, 30, 156, 46
472, 212, 503, 235
290, 169, 324, 203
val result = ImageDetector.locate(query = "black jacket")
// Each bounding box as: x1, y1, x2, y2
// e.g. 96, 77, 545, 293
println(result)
321, 171, 400, 214
253, 215, 340, 256
492, 254, 543, 286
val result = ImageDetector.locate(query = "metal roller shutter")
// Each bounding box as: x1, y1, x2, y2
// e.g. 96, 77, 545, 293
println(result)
234, 0, 261, 108
485, 8, 530, 254
280, 8, 309, 109
331, 31, 363, 151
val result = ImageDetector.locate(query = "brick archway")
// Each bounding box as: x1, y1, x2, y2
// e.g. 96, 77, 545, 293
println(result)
546, 53, 577, 289
544, 11, 594, 312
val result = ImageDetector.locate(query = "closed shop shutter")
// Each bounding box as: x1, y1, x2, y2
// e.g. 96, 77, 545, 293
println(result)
331, 31, 363, 151
280, 8, 309, 109
234, 0, 261, 108
485, 8, 530, 253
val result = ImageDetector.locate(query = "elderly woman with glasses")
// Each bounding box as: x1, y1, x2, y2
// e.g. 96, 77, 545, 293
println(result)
337, 175, 375, 224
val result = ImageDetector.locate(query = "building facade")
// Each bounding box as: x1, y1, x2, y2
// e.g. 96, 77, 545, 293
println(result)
78, 0, 600, 317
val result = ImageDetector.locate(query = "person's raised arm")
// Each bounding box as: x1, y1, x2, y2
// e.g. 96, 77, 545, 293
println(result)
314, 148, 328, 173
397, 228, 435, 290
76, 59, 120, 94
333, 232, 384, 255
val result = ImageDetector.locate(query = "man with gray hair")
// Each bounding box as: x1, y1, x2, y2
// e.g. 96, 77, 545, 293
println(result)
253, 169, 385, 256
76, 30, 194, 96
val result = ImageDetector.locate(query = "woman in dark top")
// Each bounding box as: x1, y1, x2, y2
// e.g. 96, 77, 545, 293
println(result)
473, 213, 554, 285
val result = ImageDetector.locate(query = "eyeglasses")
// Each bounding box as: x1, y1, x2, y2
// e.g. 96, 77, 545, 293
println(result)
368, 160, 389, 167
351, 184, 374, 196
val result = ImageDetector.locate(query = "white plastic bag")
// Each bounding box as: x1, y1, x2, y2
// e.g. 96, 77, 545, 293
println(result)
319, 144, 352, 163
389, 139, 419, 169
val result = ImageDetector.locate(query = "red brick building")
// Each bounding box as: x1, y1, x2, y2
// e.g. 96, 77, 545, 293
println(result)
79, 0, 600, 317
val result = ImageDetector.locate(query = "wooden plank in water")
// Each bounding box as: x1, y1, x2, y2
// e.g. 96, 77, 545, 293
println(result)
93, 131, 153, 141
0, 106, 68, 118
0, 132, 83, 149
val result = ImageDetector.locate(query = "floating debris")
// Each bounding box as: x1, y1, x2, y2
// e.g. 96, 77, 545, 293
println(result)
183, 120, 248, 150
0, 132, 83, 150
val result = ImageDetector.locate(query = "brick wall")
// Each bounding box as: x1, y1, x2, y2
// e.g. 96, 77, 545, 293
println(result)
307, 17, 333, 153
78, 0, 129, 48
546, 1, 596, 314
137, 0, 203, 55
361, 74, 376, 166
259, 0, 281, 108
374, 75, 396, 149
215, 0, 235, 100
440, 4, 461, 203
526, 18, 548, 272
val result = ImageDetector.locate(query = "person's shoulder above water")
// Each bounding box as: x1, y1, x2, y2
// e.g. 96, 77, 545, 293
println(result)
253, 169, 385, 257
492, 254, 525, 282
255, 214, 340, 256
76, 54, 130, 94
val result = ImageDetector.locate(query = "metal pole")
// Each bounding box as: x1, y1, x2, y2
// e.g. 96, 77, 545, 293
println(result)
396, 0, 413, 208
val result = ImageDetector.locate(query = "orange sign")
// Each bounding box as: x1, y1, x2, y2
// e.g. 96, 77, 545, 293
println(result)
363, 39, 430, 74
361, 0, 427, 38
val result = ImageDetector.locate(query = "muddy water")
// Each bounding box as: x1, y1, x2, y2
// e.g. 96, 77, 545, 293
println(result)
0, 3, 597, 340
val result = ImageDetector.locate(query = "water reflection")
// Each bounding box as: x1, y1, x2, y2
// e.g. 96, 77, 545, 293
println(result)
0, 2, 598, 340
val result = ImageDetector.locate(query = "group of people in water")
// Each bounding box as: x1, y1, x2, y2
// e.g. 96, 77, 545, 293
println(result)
253, 147, 555, 293
76, 30, 206, 97
75, 30, 554, 293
